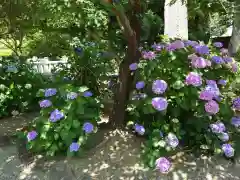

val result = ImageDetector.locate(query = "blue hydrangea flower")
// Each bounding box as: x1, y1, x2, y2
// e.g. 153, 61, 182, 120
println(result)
83, 122, 94, 133
232, 97, 240, 110
211, 56, 224, 64
134, 124, 145, 135
194, 45, 210, 55
152, 80, 168, 94
74, 47, 83, 56
222, 144, 234, 157
129, 63, 138, 71
83, 91, 93, 97
136, 81, 145, 90
231, 116, 240, 128
223, 57, 233, 63
210, 122, 226, 133
39, 99, 52, 108
67, 92, 78, 100
217, 79, 227, 86
44, 88, 57, 97
27, 130, 38, 141
152, 97, 168, 111
159, 131, 164, 137
69, 142, 80, 152
213, 42, 223, 48
49, 109, 64, 122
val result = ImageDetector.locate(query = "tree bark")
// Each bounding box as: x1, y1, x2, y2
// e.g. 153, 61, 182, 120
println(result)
109, 0, 142, 128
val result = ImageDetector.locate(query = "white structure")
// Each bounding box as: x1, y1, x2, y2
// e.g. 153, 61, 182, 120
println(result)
27, 56, 69, 75
164, 0, 188, 39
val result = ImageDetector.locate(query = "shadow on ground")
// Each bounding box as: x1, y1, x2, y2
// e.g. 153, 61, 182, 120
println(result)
0, 114, 240, 179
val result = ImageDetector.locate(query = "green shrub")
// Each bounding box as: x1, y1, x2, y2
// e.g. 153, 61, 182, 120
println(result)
0, 57, 46, 117
24, 84, 101, 156
127, 40, 239, 171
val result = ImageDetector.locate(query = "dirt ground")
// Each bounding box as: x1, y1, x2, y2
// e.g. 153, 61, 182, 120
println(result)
0, 114, 240, 180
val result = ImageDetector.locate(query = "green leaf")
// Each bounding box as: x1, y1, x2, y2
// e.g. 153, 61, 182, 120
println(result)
72, 120, 81, 128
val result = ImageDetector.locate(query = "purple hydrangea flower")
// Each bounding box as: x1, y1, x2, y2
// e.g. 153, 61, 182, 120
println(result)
231, 63, 238, 73
39, 99, 52, 108
49, 109, 64, 122
142, 51, 156, 60
210, 122, 226, 133
221, 144, 234, 157
204, 100, 219, 114
191, 57, 208, 68
129, 63, 138, 71
136, 81, 145, 89
218, 79, 227, 86
83, 91, 93, 97
44, 88, 57, 97
184, 40, 199, 47
223, 57, 233, 63
211, 56, 224, 64
152, 97, 168, 111
152, 80, 168, 94
155, 157, 171, 173
199, 90, 214, 101
213, 42, 223, 48
185, 72, 202, 87
69, 142, 80, 152
231, 117, 240, 128
169, 40, 185, 50
194, 45, 210, 55
166, 133, 179, 148
134, 124, 145, 135
218, 132, 229, 142
27, 130, 38, 141
83, 122, 94, 133
232, 97, 240, 110
205, 84, 220, 97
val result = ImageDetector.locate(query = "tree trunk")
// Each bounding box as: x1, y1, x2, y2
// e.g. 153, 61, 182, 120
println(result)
164, 0, 188, 39
109, 1, 142, 128
229, 4, 240, 56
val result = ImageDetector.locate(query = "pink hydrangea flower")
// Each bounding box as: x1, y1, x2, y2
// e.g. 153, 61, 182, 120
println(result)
185, 72, 202, 87
204, 100, 219, 114
155, 157, 171, 173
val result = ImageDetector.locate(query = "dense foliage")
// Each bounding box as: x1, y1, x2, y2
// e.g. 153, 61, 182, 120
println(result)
127, 39, 239, 171
23, 85, 100, 156
0, 57, 46, 117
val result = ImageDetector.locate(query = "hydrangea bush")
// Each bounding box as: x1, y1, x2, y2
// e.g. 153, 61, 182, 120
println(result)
127, 39, 239, 172
22, 84, 100, 156
0, 57, 46, 117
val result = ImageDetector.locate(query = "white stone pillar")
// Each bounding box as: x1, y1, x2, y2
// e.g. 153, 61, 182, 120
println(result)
164, 0, 188, 40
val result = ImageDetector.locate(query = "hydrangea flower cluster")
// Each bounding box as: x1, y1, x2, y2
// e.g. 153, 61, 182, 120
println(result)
131, 40, 238, 173
39, 99, 52, 108
44, 88, 57, 97
134, 124, 145, 135
210, 122, 229, 142
28, 87, 95, 154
